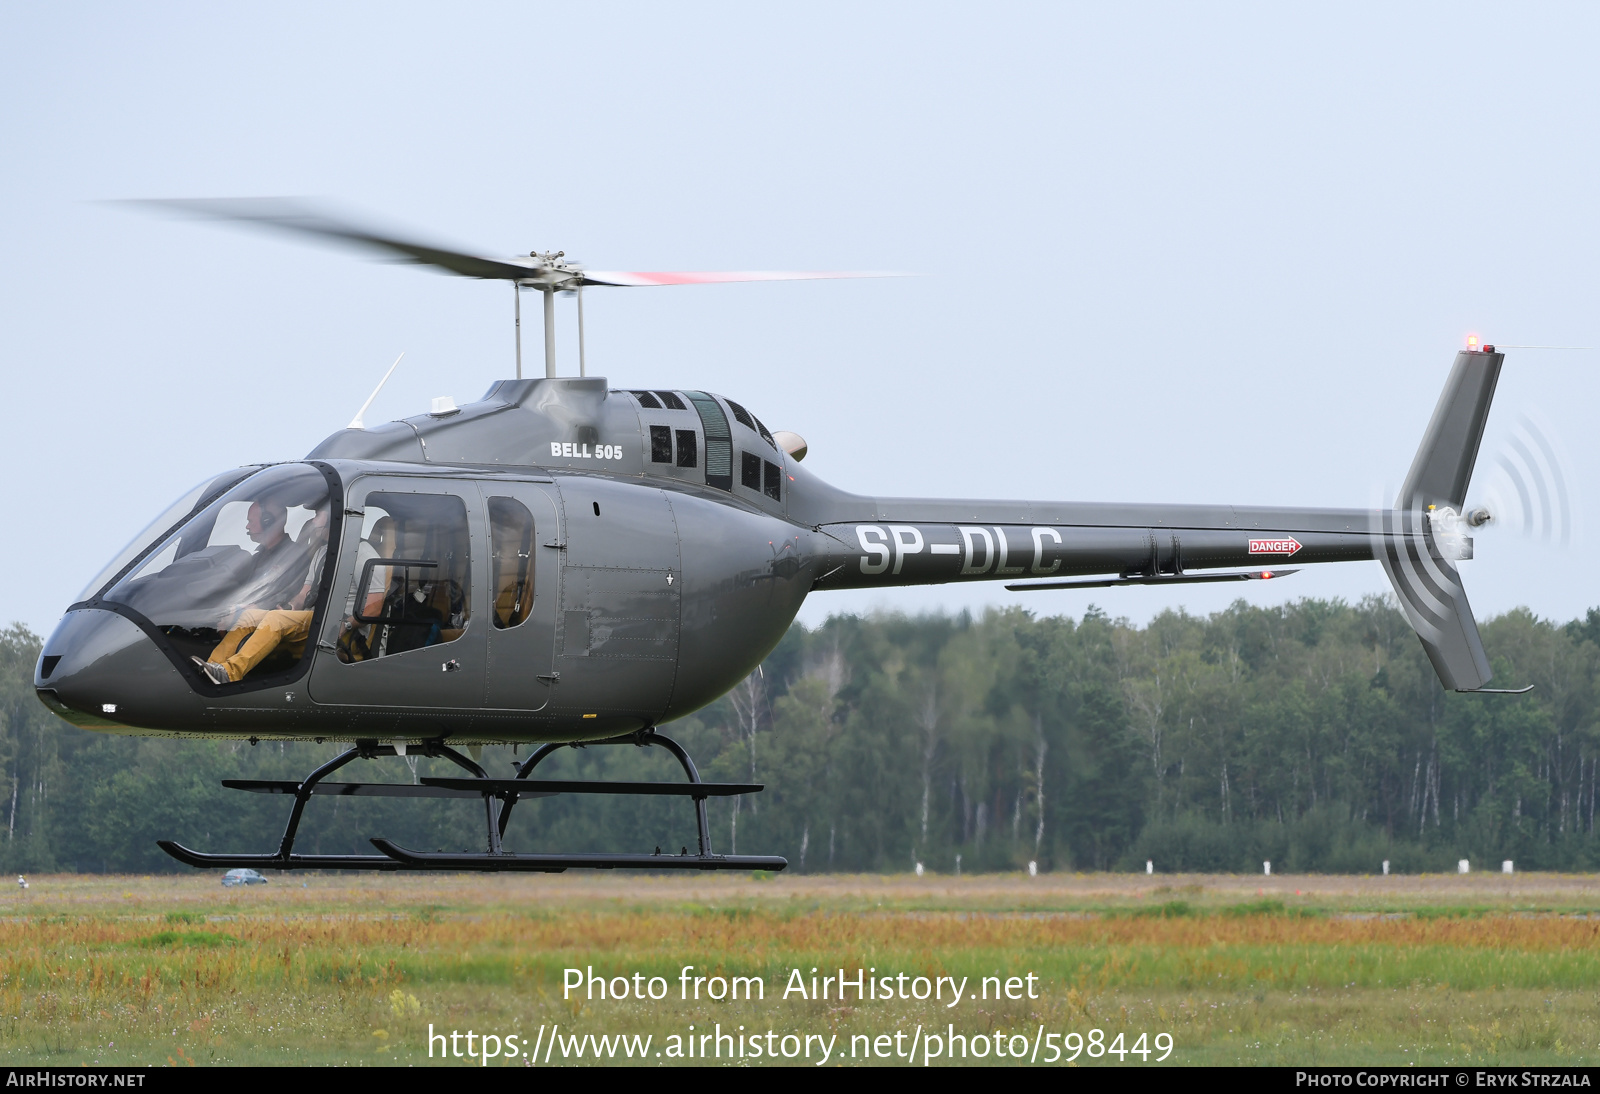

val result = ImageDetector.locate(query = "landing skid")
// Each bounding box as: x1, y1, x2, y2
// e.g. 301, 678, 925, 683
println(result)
370, 841, 786, 873
158, 730, 787, 873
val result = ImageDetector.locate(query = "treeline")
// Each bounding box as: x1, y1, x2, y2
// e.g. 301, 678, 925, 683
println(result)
4, 597, 1600, 874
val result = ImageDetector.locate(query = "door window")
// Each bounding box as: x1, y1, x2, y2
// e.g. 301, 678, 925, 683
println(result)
338, 492, 471, 662
488, 496, 535, 629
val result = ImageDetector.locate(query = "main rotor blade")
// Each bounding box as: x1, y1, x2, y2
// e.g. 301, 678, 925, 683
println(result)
579, 270, 899, 287
128, 198, 542, 281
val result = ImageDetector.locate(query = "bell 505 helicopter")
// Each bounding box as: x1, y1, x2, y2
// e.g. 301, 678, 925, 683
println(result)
33, 201, 1523, 873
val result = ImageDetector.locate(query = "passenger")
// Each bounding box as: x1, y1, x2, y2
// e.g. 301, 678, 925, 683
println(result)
195, 505, 331, 684
338, 517, 396, 661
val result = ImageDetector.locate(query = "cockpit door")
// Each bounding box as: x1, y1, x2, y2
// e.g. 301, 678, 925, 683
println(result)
481, 482, 560, 711
308, 477, 486, 710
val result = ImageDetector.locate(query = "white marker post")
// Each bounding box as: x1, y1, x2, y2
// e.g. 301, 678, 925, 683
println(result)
1382, 860, 1390, 875
1146, 860, 1153, 875
1263, 861, 1271, 876
1502, 860, 1514, 875
1458, 859, 1470, 874
1028, 861, 1038, 877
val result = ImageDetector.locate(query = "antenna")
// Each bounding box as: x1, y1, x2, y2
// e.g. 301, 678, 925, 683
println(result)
348, 352, 405, 429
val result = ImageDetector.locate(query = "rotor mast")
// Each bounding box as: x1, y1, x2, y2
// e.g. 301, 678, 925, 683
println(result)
514, 251, 586, 380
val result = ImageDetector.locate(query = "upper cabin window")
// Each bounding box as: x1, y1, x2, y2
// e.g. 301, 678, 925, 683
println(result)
338, 492, 471, 663
763, 459, 783, 502
675, 429, 698, 468
488, 496, 534, 629
650, 425, 672, 463
656, 391, 687, 410
741, 451, 762, 491
102, 463, 334, 685
726, 398, 778, 452
630, 390, 663, 409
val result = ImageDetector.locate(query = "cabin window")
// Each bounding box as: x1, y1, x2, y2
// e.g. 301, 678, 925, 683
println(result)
488, 497, 534, 630
101, 463, 335, 683
655, 391, 687, 410
727, 399, 757, 431
338, 492, 471, 663
763, 459, 783, 502
630, 390, 663, 409
675, 429, 698, 468
741, 451, 762, 490
650, 425, 672, 463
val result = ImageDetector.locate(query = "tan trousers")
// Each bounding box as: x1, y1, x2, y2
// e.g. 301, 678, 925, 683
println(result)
209, 608, 313, 682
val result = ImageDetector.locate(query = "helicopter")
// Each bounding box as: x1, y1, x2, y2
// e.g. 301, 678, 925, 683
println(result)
32, 201, 1526, 874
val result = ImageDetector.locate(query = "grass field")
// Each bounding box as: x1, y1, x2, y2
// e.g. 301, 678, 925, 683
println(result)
0, 870, 1597, 1067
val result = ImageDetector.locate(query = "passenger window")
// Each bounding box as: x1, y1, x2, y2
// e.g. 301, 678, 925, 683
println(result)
338, 492, 471, 663
489, 497, 535, 629
763, 459, 782, 502
741, 451, 762, 490
650, 425, 672, 463
631, 390, 663, 409
675, 429, 698, 468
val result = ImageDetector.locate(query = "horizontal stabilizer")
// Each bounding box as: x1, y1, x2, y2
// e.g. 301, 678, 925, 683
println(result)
1007, 569, 1297, 592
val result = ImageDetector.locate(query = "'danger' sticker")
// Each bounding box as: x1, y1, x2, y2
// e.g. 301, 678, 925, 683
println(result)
1248, 537, 1302, 556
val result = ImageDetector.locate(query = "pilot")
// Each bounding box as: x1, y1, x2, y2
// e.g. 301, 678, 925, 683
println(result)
195, 504, 331, 684
230, 499, 312, 612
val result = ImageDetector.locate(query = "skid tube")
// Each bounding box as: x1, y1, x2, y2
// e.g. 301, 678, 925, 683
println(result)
159, 729, 786, 873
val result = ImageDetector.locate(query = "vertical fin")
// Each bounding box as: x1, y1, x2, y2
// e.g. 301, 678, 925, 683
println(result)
1397, 349, 1504, 511
1381, 348, 1504, 692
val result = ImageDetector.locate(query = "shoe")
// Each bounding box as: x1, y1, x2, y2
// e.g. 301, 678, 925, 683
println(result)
201, 661, 232, 686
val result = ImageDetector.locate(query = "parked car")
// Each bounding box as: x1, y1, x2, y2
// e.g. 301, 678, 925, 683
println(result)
221, 868, 268, 887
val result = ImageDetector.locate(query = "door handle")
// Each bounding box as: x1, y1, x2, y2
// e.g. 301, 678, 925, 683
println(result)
442, 659, 461, 673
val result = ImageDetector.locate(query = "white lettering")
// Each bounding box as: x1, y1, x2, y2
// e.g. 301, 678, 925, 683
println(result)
1031, 527, 1062, 574
856, 526, 891, 575
994, 527, 1024, 574
550, 442, 562, 457
888, 526, 924, 574
959, 526, 994, 575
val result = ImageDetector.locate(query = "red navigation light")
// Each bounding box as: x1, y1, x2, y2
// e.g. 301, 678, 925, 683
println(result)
1261, 571, 1273, 579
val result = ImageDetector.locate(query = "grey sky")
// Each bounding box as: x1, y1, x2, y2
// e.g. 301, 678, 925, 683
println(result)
3, 4, 1596, 637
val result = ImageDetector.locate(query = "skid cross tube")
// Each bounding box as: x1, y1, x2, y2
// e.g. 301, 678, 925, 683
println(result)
495, 729, 711, 854
159, 739, 502, 870
370, 728, 787, 872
